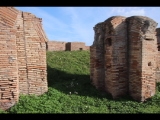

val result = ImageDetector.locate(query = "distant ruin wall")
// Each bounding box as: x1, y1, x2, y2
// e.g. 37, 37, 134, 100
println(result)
47, 41, 66, 51
85, 46, 90, 50
90, 16, 158, 102
47, 41, 89, 51
69, 42, 86, 51
0, 7, 48, 110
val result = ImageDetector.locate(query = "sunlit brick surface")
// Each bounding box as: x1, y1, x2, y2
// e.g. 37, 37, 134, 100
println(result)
90, 16, 158, 102
0, 7, 48, 110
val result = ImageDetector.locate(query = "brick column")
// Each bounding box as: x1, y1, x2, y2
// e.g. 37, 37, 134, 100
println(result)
127, 16, 157, 101
103, 16, 128, 98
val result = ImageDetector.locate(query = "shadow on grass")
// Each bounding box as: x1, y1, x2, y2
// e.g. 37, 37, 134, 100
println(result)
47, 64, 134, 102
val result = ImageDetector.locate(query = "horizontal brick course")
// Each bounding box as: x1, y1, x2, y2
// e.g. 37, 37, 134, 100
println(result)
47, 41, 89, 51
0, 7, 48, 110
91, 16, 158, 102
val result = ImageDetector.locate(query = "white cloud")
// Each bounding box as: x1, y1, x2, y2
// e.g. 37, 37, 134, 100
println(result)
110, 7, 145, 17
59, 7, 95, 45
17, 7, 160, 46
16, 7, 71, 36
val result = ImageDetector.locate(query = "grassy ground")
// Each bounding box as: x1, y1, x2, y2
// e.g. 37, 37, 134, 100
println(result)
1, 50, 160, 113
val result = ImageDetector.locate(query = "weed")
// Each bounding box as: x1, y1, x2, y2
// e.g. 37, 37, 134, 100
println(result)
1, 50, 160, 113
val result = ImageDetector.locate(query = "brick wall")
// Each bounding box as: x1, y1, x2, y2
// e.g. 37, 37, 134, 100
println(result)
90, 22, 105, 91
47, 41, 89, 51
15, 11, 28, 95
47, 41, 66, 51
104, 16, 128, 99
69, 42, 86, 51
156, 28, 160, 82
0, 7, 48, 110
127, 16, 157, 101
91, 16, 128, 98
90, 16, 158, 102
22, 12, 48, 95
0, 7, 19, 110
85, 46, 90, 50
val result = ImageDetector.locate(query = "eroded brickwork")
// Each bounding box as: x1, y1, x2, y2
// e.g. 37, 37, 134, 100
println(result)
22, 12, 48, 95
91, 16, 158, 102
156, 28, 160, 82
90, 22, 105, 91
0, 7, 19, 110
0, 7, 48, 110
127, 16, 157, 101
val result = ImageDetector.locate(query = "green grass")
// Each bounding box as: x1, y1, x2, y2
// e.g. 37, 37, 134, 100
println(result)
1, 50, 160, 113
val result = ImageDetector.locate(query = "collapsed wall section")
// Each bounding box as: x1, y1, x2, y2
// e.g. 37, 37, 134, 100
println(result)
0, 7, 19, 110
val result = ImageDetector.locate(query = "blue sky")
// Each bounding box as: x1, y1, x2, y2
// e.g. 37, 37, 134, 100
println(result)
15, 7, 160, 46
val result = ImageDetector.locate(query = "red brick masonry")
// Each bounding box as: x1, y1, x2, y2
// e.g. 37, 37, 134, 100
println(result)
47, 41, 89, 51
90, 16, 159, 102
0, 7, 48, 110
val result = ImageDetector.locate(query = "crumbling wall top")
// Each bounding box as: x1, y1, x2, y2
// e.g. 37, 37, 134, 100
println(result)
104, 16, 126, 22
126, 16, 157, 34
48, 40, 66, 43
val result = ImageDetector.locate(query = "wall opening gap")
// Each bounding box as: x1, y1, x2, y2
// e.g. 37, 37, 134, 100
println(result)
107, 38, 112, 46
148, 62, 152, 66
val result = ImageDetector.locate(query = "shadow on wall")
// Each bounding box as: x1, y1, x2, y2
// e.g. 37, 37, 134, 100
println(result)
47, 64, 134, 101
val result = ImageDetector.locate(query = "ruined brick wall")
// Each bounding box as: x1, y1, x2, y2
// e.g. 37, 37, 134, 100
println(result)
91, 16, 128, 98
0, 7, 19, 110
104, 16, 128, 99
84, 46, 90, 50
67, 42, 88, 51
47, 41, 90, 51
70, 42, 85, 51
90, 22, 105, 91
127, 16, 157, 101
47, 41, 66, 51
91, 16, 158, 102
156, 28, 160, 82
0, 7, 48, 110
21, 12, 48, 95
